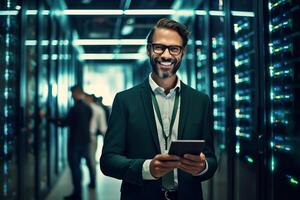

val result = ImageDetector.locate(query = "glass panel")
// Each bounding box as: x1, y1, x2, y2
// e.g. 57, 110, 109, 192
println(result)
268, 0, 300, 199
0, 0, 19, 199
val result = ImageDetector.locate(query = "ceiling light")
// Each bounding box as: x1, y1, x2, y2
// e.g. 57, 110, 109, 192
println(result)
0, 10, 18, 15
124, 9, 175, 15
209, 11, 225, 16
72, 39, 146, 46
231, 11, 254, 17
79, 53, 147, 60
25, 40, 67, 46
63, 9, 124, 15
195, 10, 207, 15
175, 10, 194, 16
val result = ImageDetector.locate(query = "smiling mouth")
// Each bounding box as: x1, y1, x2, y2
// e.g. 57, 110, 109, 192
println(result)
158, 61, 174, 69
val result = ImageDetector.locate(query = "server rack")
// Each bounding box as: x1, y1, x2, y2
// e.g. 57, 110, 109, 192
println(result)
1, 0, 79, 199
194, 1, 266, 200
194, 9, 211, 95
0, 0, 20, 199
23, 0, 38, 198
267, 0, 300, 199
195, 1, 232, 200
231, 13, 259, 200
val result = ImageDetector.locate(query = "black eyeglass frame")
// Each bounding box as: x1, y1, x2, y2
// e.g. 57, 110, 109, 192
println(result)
148, 43, 184, 56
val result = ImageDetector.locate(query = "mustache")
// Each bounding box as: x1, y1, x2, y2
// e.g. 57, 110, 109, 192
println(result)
154, 57, 177, 63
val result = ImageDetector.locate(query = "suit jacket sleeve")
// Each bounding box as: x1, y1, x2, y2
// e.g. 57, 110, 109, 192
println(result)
198, 95, 217, 181
100, 93, 145, 186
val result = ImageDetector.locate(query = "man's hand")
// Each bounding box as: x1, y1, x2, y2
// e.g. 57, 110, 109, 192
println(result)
178, 153, 206, 176
150, 154, 180, 178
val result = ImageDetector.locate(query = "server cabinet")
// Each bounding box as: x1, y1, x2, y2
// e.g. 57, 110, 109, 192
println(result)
23, 0, 38, 199
195, 3, 211, 95
0, 1, 20, 199
36, 1, 51, 197
208, 1, 231, 200
195, 1, 266, 200
231, 0, 263, 199
267, 0, 300, 199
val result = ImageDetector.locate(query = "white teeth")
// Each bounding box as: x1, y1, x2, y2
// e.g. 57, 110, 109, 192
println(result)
160, 62, 172, 66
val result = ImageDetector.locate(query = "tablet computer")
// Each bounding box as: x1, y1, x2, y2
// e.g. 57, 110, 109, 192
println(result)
168, 140, 205, 157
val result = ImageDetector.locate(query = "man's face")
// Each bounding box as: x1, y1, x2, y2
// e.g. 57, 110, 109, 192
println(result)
147, 28, 186, 79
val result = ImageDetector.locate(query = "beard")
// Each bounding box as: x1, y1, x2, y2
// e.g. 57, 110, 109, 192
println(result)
150, 56, 182, 79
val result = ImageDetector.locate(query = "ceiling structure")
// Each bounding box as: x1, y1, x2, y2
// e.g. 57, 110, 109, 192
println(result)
64, 0, 201, 63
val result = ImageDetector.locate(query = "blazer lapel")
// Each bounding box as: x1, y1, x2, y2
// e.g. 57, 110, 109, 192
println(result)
140, 79, 161, 153
177, 82, 190, 140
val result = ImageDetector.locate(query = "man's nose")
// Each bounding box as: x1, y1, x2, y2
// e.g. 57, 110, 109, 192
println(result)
160, 47, 172, 58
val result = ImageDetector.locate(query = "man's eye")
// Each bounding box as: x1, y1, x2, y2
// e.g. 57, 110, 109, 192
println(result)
170, 47, 180, 52
155, 45, 164, 51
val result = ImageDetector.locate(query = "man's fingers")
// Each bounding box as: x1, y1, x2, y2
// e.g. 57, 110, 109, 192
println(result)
153, 159, 179, 168
178, 164, 200, 175
180, 158, 204, 168
183, 153, 206, 161
156, 154, 180, 161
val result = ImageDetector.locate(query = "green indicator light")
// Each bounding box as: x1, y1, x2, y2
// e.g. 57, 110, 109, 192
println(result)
287, 175, 299, 185
246, 156, 254, 164
271, 156, 275, 171
290, 178, 298, 185
235, 143, 240, 154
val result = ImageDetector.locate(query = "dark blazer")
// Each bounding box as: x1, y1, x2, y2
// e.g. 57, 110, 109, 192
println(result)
100, 78, 217, 200
59, 100, 92, 146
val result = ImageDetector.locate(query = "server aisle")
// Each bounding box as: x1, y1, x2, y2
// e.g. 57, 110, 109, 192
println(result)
267, 0, 300, 198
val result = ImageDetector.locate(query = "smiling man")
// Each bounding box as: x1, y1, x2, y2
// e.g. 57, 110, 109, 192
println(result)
100, 18, 217, 200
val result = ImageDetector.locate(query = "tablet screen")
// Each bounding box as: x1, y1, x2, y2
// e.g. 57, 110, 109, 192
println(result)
168, 140, 205, 157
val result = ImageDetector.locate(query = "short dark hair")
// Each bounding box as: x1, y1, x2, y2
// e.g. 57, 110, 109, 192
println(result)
70, 85, 83, 93
146, 18, 190, 47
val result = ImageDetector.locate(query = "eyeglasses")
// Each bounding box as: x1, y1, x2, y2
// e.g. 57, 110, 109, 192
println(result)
149, 43, 183, 56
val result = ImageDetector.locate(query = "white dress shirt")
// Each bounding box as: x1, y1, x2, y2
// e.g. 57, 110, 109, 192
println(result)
89, 102, 108, 137
142, 73, 208, 182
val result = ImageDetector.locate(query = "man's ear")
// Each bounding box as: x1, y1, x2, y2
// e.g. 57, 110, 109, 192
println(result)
146, 45, 151, 56
182, 47, 187, 56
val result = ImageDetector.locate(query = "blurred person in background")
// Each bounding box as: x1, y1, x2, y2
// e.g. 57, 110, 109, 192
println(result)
95, 96, 110, 126
49, 85, 95, 200
100, 18, 217, 200
85, 93, 108, 188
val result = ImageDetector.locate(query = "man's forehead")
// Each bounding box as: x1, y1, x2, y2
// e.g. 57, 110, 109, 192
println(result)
152, 28, 183, 45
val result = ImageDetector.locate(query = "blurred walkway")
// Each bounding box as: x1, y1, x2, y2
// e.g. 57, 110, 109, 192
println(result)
46, 137, 121, 200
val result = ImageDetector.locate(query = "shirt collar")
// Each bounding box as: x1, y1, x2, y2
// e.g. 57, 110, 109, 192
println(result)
148, 73, 181, 95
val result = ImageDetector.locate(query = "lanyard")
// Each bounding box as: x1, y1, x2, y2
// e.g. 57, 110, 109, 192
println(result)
151, 89, 180, 150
